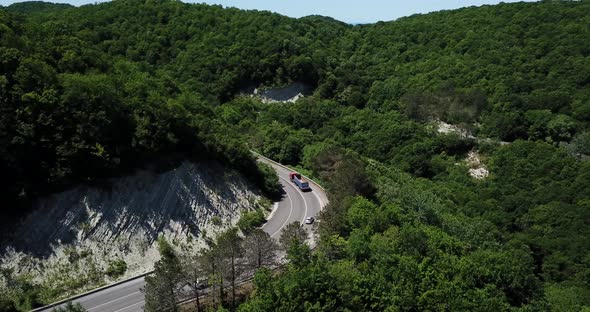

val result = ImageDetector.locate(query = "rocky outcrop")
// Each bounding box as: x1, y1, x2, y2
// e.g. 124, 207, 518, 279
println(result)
1, 161, 261, 284
243, 82, 313, 103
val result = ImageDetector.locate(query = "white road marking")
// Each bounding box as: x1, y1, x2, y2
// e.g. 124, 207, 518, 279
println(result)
273, 161, 324, 210
38, 157, 324, 312
112, 300, 144, 312
269, 175, 295, 238
86, 291, 141, 311
298, 186, 309, 225
274, 166, 309, 225
311, 188, 326, 209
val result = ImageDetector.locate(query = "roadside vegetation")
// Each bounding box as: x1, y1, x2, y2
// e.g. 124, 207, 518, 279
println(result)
1, 0, 590, 311
105, 260, 127, 279
237, 210, 266, 234
53, 302, 85, 312
144, 228, 287, 311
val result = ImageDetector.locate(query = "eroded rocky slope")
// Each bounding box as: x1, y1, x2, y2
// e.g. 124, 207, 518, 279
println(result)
0, 160, 262, 297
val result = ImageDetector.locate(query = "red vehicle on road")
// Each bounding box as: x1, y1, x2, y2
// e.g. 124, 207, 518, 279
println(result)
289, 172, 311, 191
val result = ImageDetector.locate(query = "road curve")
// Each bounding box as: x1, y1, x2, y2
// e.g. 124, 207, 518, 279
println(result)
39, 156, 327, 312
259, 158, 326, 240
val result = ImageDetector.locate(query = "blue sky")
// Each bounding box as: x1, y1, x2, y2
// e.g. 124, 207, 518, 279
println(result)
1, 0, 538, 23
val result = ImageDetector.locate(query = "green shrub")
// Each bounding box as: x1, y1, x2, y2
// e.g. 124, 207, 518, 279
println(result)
237, 209, 266, 233
106, 259, 127, 279
211, 216, 222, 226
0, 296, 16, 312
64, 247, 79, 264
257, 197, 273, 211
53, 301, 86, 312
256, 163, 282, 200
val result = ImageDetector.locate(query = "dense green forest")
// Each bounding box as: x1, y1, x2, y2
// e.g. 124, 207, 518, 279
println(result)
4, 1, 72, 13
0, 0, 296, 225
1, 0, 590, 310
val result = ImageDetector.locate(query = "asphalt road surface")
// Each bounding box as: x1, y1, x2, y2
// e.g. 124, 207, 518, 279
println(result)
40, 157, 327, 312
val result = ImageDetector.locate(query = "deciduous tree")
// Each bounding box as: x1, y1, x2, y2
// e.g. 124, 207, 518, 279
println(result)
143, 238, 182, 312
242, 229, 278, 271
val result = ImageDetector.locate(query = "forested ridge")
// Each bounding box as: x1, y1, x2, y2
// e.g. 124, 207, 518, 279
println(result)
1, 0, 590, 310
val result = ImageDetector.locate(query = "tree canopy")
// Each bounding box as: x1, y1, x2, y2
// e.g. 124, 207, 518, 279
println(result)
1, 0, 590, 310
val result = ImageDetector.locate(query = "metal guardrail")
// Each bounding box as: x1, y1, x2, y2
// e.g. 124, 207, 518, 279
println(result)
30, 272, 152, 312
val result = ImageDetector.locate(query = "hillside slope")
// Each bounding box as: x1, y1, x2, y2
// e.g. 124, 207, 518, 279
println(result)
0, 0, 589, 311
1, 160, 263, 304
5, 1, 73, 13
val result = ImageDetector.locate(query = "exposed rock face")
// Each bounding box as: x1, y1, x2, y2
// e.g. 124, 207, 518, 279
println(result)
466, 151, 489, 180
1, 161, 261, 290
244, 82, 313, 103
435, 120, 474, 139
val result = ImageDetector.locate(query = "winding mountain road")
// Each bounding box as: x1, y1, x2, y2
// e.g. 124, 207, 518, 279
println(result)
38, 156, 327, 312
